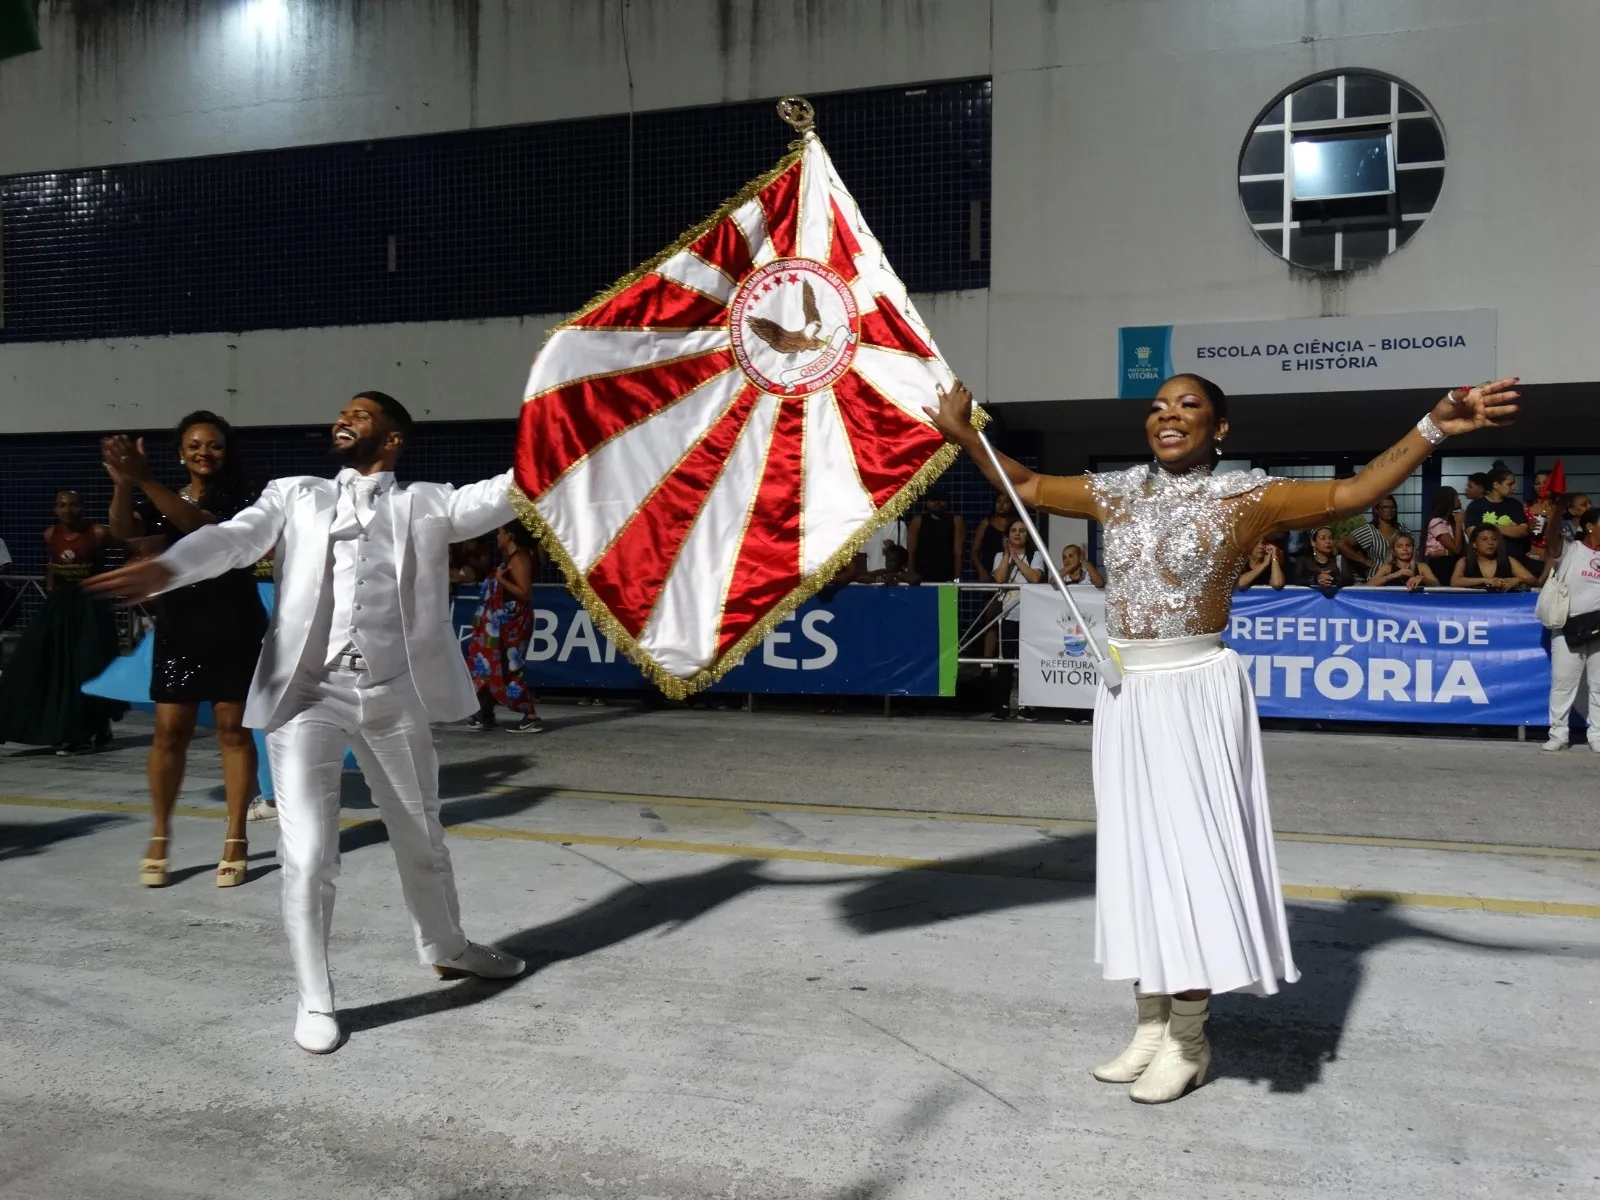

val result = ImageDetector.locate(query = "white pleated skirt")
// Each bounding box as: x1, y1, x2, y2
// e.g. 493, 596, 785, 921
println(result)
1092, 633, 1299, 997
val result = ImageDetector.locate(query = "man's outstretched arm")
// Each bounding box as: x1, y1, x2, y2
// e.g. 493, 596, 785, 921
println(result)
445, 470, 519, 542
86, 484, 288, 603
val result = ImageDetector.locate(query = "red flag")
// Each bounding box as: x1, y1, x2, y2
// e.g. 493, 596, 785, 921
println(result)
1541, 461, 1565, 499
512, 101, 965, 697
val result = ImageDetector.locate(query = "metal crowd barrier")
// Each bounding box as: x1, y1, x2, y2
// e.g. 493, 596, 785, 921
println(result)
0, 575, 46, 632
954, 580, 1022, 669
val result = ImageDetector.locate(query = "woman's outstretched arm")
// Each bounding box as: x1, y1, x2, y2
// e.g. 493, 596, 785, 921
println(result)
1328, 380, 1520, 519
924, 380, 1100, 519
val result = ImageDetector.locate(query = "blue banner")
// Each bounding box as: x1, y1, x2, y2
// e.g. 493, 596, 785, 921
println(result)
453, 584, 956, 697
1227, 590, 1549, 725
1118, 325, 1174, 398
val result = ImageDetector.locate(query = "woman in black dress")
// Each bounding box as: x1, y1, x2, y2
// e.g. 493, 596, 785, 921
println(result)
104, 413, 269, 888
0, 490, 125, 754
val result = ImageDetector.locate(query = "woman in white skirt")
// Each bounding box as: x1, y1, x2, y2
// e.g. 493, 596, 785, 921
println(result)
927, 373, 1521, 1103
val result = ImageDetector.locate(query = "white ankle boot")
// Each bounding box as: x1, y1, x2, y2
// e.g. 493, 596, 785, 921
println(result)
1129, 996, 1210, 1104
1092, 991, 1171, 1083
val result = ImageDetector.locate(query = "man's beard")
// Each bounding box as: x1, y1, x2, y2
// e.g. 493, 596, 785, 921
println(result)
331, 432, 384, 467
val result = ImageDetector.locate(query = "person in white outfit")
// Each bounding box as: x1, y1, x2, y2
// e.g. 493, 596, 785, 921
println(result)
926, 373, 1521, 1104
1542, 508, 1600, 752
90, 392, 526, 1054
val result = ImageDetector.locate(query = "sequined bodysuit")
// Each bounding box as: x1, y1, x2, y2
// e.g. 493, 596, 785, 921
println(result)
1036, 464, 1338, 641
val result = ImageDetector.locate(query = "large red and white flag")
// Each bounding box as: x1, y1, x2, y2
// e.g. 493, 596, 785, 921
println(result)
513, 109, 961, 697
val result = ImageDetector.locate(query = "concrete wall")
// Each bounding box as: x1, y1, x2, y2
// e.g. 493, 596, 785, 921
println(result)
2, 0, 1596, 434
989, 0, 1600, 403
0, 0, 991, 432
0, 290, 989, 433
0, 1, 992, 174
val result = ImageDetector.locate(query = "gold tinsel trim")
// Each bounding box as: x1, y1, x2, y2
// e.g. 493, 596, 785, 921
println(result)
507, 405, 988, 701
513, 118, 991, 697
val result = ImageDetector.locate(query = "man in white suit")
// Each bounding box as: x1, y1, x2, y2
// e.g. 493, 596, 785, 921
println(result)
93, 392, 525, 1053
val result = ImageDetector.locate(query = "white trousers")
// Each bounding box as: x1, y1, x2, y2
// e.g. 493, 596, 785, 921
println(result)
266, 669, 467, 1011
1548, 633, 1598, 735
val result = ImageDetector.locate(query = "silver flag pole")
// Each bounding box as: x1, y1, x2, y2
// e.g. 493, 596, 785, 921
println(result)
973, 429, 1122, 688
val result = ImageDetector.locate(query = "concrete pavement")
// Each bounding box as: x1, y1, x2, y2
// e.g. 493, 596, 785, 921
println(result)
1, 705, 1596, 1198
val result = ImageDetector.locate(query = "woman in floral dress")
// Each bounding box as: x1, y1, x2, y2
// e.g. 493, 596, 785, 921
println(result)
466, 522, 542, 734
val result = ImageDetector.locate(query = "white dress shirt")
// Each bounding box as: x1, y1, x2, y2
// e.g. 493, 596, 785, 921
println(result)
317, 468, 406, 683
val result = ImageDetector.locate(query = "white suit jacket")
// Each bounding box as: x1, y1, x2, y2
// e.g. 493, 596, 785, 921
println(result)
158, 472, 517, 730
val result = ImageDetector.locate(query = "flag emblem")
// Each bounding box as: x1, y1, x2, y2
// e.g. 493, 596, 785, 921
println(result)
730, 259, 859, 396
512, 99, 965, 697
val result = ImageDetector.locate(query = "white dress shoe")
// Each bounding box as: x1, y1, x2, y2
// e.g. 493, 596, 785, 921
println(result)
294, 1006, 341, 1055
1092, 990, 1171, 1083
433, 941, 526, 980
1542, 733, 1569, 752
1129, 997, 1211, 1104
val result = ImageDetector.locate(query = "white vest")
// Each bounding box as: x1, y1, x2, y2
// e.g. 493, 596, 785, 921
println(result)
320, 469, 406, 681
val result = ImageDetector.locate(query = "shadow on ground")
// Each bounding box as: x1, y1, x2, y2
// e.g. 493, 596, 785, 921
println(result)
341, 858, 800, 1035
833, 841, 1587, 1095
164, 848, 279, 888
1210, 896, 1599, 1092
0, 813, 130, 860
329, 825, 1591, 1099
834, 832, 1096, 933
338, 755, 550, 855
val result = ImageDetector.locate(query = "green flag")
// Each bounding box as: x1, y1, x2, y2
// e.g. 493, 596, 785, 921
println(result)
0, 0, 41, 60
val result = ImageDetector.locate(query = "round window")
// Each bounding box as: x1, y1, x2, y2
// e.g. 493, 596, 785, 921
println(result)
1238, 72, 1445, 272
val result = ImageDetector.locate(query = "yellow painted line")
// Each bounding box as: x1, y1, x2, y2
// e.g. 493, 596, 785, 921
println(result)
445, 822, 946, 873
0, 794, 204, 819
1273, 830, 1600, 859
1282, 885, 1600, 921
4, 793, 1597, 919
519, 786, 1098, 832
7, 785, 1596, 861
515, 787, 1600, 862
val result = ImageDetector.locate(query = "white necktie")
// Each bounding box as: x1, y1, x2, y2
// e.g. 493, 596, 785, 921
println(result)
349, 477, 378, 528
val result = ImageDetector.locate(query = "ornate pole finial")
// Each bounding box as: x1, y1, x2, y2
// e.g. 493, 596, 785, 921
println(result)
777, 96, 815, 134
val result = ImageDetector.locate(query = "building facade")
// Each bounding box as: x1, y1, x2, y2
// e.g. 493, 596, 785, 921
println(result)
0, 0, 1594, 565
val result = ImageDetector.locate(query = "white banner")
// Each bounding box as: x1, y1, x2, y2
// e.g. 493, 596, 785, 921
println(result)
1118, 309, 1496, 397
1019, 584, 1109, 708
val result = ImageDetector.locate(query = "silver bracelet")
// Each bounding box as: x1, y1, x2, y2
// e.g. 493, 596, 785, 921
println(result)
1416, 413, 1447, 446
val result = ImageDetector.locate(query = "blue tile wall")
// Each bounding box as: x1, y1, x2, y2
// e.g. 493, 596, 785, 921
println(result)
0, 79, 991, 342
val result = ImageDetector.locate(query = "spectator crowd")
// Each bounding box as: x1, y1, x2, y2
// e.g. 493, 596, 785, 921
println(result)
0, 447, 1593, 746
1235, 461, 1590, 598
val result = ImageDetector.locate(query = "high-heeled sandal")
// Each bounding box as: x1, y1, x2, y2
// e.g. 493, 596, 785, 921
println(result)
216, 838, 248, 888
139, 837, 169, 888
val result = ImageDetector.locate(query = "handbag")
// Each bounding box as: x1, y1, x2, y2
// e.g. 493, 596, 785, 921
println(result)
1535, 553, 1572, 629
1562, 607, 1600, 648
